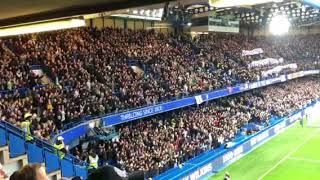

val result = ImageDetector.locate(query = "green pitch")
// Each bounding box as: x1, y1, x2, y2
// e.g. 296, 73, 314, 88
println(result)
209, 122, 320, 180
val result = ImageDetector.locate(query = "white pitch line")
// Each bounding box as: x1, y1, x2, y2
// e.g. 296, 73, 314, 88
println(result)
288, 157, 320, 163
257, 129, 320, 180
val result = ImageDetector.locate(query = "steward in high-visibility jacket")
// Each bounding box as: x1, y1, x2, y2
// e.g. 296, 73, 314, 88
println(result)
20, 113, 34, 141
88, 152, 99, 170
54, 136, 66, 159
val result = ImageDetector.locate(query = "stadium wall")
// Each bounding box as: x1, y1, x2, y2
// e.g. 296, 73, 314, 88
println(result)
154, 100, 320, 180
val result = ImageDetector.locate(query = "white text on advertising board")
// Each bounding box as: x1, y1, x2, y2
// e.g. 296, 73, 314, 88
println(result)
181, 164, 212, 180
120, 106, 163, 121
274, 121, 286, 134
250, 131, 269, 146
222, 146, 243, 163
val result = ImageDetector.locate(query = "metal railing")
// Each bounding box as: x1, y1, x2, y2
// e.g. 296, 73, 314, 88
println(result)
0, 120, 88, 177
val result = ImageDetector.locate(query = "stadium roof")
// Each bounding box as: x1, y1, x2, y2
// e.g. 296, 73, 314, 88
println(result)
173, 0, 320, 27
0, 0, 172, 27
108, 0, 320, 27
1, 0, 319, 28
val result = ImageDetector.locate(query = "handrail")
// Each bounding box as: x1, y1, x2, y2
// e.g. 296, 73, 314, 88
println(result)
0, 120, 89, 168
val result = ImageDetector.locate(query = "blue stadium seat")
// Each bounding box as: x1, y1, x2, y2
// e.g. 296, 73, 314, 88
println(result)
0, 120, 88, 179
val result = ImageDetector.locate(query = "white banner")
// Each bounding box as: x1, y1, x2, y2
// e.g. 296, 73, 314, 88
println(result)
242, 48, 264, 56
31, 69, 44, 76
249, 58, 284, 68
262, 63, 297, 77
195, 95, 204, 105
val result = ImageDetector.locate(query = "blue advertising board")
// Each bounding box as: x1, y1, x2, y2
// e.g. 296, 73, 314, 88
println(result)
102, 75, 287, 127
102, 96, 195, 126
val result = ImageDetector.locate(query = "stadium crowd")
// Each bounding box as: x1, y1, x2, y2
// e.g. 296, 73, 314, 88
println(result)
72, 76, 320, 177
0, 28, 319, 143
0, 41, 43, 91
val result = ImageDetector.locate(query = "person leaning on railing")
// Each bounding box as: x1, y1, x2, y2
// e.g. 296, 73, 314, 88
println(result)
53, 136, 67, 159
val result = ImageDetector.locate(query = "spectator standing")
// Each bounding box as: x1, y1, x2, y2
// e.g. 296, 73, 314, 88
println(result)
20, 113, 33, 142
53, 136, 67, 159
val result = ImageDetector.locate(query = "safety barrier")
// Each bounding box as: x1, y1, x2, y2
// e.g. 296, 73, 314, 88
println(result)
0, 120, 88, 179
154, 100, 319, 180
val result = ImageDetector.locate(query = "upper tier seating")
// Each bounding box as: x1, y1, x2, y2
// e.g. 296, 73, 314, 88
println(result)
0, 28, 319, 142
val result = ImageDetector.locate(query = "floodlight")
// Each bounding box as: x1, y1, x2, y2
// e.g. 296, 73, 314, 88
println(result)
269, 15, 290, 35
140, 10, 145, 15
0, 19, 85, 37
145, 10, 151, 16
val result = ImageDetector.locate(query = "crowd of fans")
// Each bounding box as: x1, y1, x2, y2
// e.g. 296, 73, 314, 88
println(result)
72, 76, 320, 177
0, 28, 319, 143
0, 41, 42, 91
